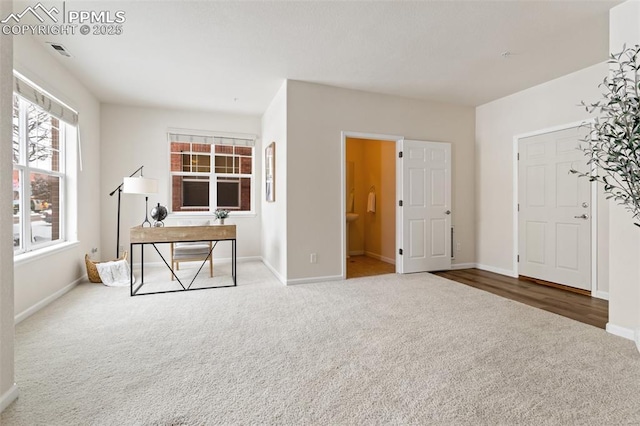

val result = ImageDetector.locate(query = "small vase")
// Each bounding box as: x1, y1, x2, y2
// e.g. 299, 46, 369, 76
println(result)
219, 218, 225, 225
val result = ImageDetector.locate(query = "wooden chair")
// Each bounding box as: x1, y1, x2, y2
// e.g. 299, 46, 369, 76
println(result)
170, 220, 213, 280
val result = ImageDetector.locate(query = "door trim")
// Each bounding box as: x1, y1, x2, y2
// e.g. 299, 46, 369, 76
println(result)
513, 119, 598, 296
341, 131, 404, 280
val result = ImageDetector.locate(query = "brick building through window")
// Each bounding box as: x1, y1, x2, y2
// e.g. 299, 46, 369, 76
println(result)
169, 133, 255, 213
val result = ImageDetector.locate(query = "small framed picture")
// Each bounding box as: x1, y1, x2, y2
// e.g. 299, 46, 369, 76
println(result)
265, 142, 275, 202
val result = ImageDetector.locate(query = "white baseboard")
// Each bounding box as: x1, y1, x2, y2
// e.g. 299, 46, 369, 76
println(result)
15, 276, 84, 324
636, 329, 640, 353
349, 250, 364, 256
451, 263, 475, 270
475, 263, 518, 278
261, 258, 286, 285
364, 251, 395, 265
606, 322, 635, 341
212, 256, 262, 265
286, 275, 343, 286
133, 256, 262, 268
0, 383, 18, 413
593, 291, 609, 301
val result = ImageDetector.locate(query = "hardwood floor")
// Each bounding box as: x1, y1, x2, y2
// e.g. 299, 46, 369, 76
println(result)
433, 269, 608, 329
347, 255, 395, 279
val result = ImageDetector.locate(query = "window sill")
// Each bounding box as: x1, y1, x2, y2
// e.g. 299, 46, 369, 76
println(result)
167, 212, 257, 220
14, 240, 79, 267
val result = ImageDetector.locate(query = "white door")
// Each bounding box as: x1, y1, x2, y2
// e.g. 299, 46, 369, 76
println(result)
518, 126, 591, 290
398, 140, 452, 273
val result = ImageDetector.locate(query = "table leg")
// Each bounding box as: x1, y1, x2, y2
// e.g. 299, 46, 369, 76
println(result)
130, 243, 134, 297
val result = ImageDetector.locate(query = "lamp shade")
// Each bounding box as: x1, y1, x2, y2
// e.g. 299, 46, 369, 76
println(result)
122, 177, 158, 195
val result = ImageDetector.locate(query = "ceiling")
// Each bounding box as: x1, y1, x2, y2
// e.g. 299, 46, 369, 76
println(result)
17, 0, 620, 115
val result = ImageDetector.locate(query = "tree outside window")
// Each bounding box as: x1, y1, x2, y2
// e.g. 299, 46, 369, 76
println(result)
13, 95, 64, 253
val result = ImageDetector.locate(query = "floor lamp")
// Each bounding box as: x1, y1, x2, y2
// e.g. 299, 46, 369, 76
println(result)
109, 166, 158, 258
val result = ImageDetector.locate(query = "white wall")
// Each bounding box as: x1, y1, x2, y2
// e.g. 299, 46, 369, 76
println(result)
260, 81, 287, 282
475, 62, 608, 292
607, 0, 640, 337
286, 80, 476, 281
100, 104, 262, 263
12, 35, 101, 317
0, 0, 16, 411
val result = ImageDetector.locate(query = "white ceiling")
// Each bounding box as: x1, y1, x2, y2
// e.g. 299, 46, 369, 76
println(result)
20, 0, 619, 115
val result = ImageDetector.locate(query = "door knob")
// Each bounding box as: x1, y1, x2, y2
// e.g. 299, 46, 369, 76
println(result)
445, 210, 451, 215
574, 214, 589, 219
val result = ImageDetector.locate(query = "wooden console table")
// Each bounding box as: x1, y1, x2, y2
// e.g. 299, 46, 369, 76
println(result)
129, 224, 236, 296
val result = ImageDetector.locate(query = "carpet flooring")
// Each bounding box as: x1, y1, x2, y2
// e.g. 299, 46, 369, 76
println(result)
2, 261, 640, 425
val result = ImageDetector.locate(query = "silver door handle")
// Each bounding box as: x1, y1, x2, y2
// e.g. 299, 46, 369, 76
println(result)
445, 210, 451, 215
574, 214, 589, 219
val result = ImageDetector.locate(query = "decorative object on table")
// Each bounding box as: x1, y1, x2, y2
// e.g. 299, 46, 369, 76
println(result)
572, 45, 640, 226
214, 209, 229, 224
85, 251, 128, 283
265, 142, 275, 202
108, 165, 159, 258
150, 203, 168, 227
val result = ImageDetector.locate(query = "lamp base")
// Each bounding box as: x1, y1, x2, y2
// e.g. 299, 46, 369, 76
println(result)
142, 196, 152, 227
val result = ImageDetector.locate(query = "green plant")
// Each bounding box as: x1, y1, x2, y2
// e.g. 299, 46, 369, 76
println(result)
214, 209, 229, 220
573, 44, 640, 226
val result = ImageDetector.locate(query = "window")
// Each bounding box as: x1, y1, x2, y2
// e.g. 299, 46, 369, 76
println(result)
169, 133, 255, 213
12, 75, 77, 254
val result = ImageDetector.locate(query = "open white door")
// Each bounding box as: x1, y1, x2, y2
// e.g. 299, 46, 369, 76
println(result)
397, 139, 452, 273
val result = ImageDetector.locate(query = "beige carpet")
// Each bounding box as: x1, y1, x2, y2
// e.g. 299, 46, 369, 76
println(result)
2, 261, 639, 425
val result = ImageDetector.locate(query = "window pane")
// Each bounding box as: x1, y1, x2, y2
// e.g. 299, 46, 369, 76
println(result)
193, 143, 209, 153
27, 103, 60, 172
215, 156, 234, 174
30, 173, 60, 246
183, 178, 209, 207
13, 170, 22, 252
193, 154, 210, 173
170, 153, 183, 172
171, 175, 209, 212
172, 142, 212, 173
217, 179, 240, 208
13, 96, 20, 164
235, 146, 252, 156
182, 152, 191, 172
216, 177, 251, 211
240, 157, 252, 174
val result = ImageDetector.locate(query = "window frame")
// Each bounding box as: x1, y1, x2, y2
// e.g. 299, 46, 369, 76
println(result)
12, 94, 68, 255
168, 135, 256, 216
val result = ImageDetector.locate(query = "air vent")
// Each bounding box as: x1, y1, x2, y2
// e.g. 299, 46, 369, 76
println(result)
47, 42, 71, 57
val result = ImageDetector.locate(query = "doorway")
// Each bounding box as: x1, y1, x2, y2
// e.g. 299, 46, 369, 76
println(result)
345, 137, 396, 279
341, 132, 453, 279
516, 124, 594, 292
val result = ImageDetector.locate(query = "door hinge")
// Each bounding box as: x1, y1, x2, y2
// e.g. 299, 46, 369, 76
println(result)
517, 203, 520, 212
517, 153, 520, 160
399, 200, 403, 207
517, 255, 520, 262
399, 249, 403, 255
399, 151, 403, 158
